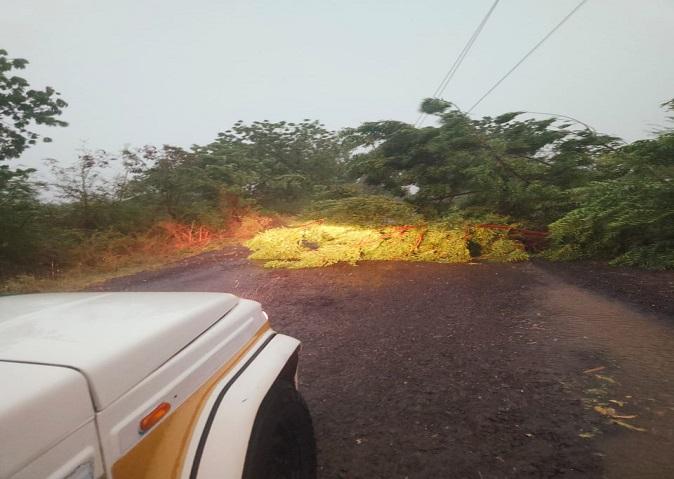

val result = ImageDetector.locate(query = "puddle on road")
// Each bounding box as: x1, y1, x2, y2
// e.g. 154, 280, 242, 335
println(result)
531, 267, 674, 478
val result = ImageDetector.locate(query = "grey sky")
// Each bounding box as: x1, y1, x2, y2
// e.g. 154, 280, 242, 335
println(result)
2, 0, 673, 175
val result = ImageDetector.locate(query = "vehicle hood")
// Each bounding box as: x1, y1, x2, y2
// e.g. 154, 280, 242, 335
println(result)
0, 292, 239, 410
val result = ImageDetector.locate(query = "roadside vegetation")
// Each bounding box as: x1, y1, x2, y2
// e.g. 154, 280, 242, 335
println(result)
1, 49, 673, 290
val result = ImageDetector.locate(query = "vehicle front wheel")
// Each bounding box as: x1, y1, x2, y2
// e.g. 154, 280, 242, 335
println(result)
242, 380, 316, 479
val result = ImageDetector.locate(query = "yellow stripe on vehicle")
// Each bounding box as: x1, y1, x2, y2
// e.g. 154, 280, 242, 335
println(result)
112, 322, 271, 479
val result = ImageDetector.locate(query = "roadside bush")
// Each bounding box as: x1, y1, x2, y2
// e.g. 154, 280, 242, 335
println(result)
544, 106, 674, 270
546, 179, 674, 270
436, 213, 530, 262
469, 227, 529, 262
301, 195, 423, 227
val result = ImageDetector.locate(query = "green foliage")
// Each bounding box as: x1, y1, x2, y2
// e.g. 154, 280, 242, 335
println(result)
347, 101, 619, 226
302, 195, 423, 227
547, 104, 674, 269
469, 227, 529, 262
246, 225, 377, 268
48, 150, 118, 229
0, 49, 70, 276
246, 224, 464, 268
435, 212, 529, 262
245, 222, 527, 269
410, 228, 468, 263
196, 120, 350, 212
0, 166, 100, 277
123, 145, 228, 227
1, 51, 672, 281
610, 244, 674, 270
0, 166, 45, 275
547, 170, 674, 269
0, 49, 67, 160
420, 98, 453, 115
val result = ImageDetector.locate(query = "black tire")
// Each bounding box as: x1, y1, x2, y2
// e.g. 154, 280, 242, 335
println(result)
242, 380, 317, 479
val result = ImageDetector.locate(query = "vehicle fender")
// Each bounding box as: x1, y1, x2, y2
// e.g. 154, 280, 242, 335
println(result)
184, 333, 301, 479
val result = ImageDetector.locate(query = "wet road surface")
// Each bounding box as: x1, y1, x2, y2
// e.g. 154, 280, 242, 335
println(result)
94, 248, 674, 478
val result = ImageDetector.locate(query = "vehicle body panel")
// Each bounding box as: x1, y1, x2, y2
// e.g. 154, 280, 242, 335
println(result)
189, 334, 301, 479
102, 299, 269, 478
0, 293, 305, 479
0, 362, 95, 478
0, 292, 239, 409
9, 422, 104, 479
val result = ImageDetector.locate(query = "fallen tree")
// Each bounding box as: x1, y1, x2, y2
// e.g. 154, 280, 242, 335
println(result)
246, 222, 528, 269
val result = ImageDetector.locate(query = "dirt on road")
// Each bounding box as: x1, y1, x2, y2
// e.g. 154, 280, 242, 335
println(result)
93, 248, 674, 478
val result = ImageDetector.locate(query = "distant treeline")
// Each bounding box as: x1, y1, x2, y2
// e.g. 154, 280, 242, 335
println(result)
1, 49, 673, 281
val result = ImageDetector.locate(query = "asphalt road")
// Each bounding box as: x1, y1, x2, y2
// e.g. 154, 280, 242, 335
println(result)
94, 248, 674, 478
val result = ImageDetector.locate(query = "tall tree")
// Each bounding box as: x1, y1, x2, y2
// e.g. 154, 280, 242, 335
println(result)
0, 49, 67, 275
548, 99, 674, 268
197, 120, 349, 211
126, 145, 222, 225
0, 166, 46, 275
0, 49, 67, 161
48, 150, 114, 229
347, 100, 619, 225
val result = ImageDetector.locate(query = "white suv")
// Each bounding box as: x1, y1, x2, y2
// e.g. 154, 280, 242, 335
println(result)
0, 293, 316, 479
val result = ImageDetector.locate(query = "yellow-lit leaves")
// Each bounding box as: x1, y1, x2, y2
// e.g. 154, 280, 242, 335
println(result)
245, 222, 528, 269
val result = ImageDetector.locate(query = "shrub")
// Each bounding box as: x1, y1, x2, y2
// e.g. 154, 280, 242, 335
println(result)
546, 179, 674, 269
409, 228, 470, 263
469, 227, 529, 262
302, 195, 423, 227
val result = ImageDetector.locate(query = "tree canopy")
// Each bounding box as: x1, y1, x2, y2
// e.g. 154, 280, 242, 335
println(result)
347, 100, 619, 225
0, 49, 672, 277
547, 100, 674, 269
195, 120, 351, 211
0, 49, 67, 161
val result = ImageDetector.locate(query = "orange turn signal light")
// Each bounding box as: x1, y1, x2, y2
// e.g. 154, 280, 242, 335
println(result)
139, 402, 171, 434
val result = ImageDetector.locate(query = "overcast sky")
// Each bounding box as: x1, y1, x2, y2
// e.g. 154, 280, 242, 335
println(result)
2, 0, 673, 175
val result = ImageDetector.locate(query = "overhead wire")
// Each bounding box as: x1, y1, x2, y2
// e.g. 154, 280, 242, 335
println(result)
415, 0, 500, 127
467, 0, 590, 114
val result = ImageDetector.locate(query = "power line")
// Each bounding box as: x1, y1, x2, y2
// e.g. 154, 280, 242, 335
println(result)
415, 0, 500, 127
433, 0, 500, 100
467, 0, 589, 114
